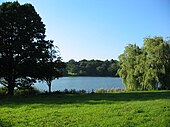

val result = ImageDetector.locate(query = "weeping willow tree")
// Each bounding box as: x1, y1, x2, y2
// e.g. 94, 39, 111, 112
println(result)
118, 44, 142, 91
118, 36, 170, 91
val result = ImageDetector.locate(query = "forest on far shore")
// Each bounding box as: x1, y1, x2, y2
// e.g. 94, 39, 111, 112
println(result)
63, 59, 119, 77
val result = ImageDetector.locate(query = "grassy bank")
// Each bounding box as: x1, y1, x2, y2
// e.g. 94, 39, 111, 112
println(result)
0, 91, 170, 127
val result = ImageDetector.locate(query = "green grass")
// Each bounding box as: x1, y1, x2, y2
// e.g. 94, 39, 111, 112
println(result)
0, 91, 170, 127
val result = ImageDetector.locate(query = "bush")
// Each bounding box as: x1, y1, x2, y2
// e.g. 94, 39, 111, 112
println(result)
0, 87, 8, 95
77, 89, 86, 94
0, 86, 41, 96
63, 89, 87, 94
107, 88, 115, 93
95, 88, 107, 93
95, 88, 125, 93
15, 86, 41, 96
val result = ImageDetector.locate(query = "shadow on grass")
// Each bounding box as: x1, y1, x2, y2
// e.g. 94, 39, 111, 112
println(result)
0, 91, 170, 107
0, 119, 12, 127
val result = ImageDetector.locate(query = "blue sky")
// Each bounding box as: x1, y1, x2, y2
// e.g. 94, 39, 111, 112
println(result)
1, 0, 170, 61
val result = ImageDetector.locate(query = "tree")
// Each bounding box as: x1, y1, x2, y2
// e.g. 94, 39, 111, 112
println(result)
107, 61, 119, 77
118, 36, 170, 91
39, 60, 64, 93
64, 59, 119, 77
143, 37, 170, 90
39, 46, 65, 93
0, 2, 59, 95
118, 44, 141, 91
66, 59, 80, 75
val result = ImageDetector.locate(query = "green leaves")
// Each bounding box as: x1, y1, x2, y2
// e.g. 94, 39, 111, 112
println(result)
118, 36, 170, 91
118, 44, 141, 91
65, 59, 119, 77
0, 1, 64, 95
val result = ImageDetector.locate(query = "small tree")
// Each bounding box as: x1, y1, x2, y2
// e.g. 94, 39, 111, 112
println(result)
48, 60, 65, 93
40, 57, 65, 93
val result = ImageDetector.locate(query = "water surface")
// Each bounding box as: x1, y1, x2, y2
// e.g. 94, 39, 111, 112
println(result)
35, 77, 124, 92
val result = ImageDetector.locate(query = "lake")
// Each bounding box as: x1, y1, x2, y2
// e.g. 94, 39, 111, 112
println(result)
35, 77, 124, 92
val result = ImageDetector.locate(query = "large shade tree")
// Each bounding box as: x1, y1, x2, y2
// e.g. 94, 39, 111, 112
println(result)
0, 2, 63, 95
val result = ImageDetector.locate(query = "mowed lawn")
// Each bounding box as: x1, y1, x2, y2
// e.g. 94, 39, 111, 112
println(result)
0, 91, 170, 127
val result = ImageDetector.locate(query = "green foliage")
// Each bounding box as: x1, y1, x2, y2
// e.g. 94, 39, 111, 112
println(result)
0, 86, 41, 96
0, 87, 8, 95
118, 44, 142, 90
38, 56, 66, 93
0, 91, 170, 127
62, 89, 87, 94
15, 86, 41, 96
0, 1, 64, 95
95, 88, 125, 93
64, 59, 119, 77
118, 36, 170, 91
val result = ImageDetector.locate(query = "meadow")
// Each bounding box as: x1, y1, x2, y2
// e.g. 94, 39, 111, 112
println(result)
0, 91, 170, 127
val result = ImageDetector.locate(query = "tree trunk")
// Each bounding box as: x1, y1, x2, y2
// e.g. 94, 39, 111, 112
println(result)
48, 82, 52, 93
6, 50, 16, 95
7, 83, 14, 95
7, 75, 15, 95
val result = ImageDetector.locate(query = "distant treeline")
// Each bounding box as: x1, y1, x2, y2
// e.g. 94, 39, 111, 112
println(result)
63, 59, 119, 77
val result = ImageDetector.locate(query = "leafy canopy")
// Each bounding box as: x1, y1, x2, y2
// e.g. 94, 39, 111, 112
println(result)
118, 36, 170, 91
0, 2, 64, 95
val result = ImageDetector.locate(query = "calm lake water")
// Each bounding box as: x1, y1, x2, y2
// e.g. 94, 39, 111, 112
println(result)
35, 77, 124, 92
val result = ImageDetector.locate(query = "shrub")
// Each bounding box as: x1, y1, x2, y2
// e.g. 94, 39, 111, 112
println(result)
77, 89, 86, 94
0, 87, 8, 95
115, 88, 122, 92
95, 88, 125, 93
15, 86, 41, 96
107, 88, 115, 93
63, 89, 87, 94
95, 88, 107, 93
0, 85, 41, 96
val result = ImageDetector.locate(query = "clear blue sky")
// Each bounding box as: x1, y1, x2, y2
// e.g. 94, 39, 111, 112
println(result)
1, 0, 170, 61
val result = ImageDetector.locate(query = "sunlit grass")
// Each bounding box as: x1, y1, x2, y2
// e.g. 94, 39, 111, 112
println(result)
0, 91, 170, 127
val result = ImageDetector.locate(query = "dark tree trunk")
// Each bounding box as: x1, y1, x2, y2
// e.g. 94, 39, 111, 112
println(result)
7, 83, 14, 95
7, 61, 16, 95
6, 48, 16, 95
48, 82, 52, 93
7, 75, 15, 95
48, 83, 51, 93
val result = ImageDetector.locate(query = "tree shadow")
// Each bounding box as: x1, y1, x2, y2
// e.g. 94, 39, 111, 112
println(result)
0, 91, 170, 107
0, 119, 13, 127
